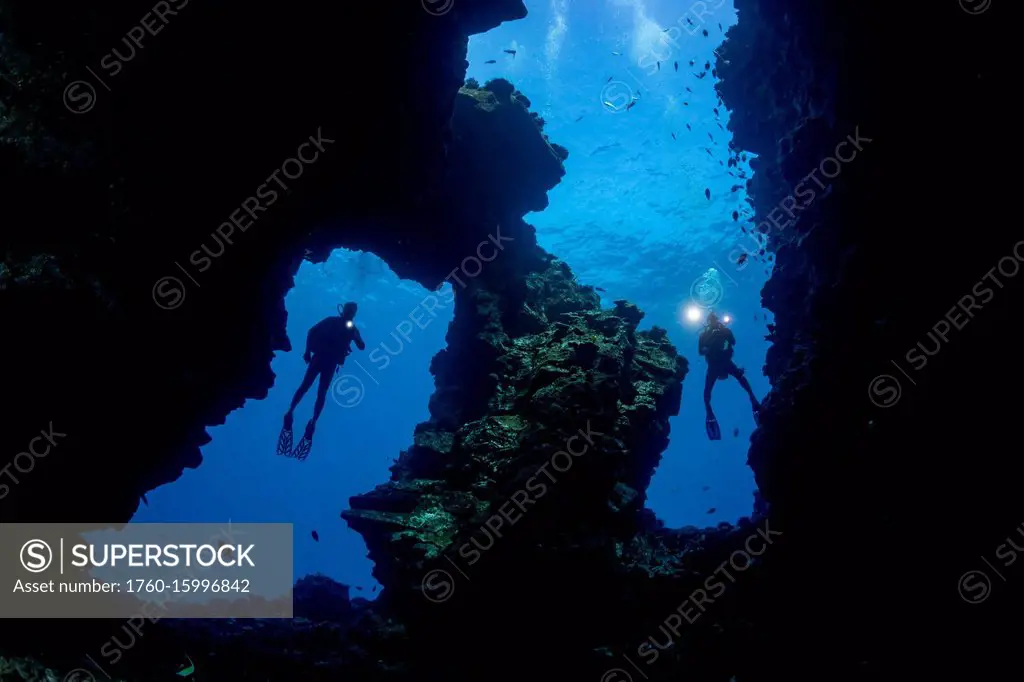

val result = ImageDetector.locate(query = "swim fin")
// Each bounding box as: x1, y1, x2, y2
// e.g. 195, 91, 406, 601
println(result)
705, 416, 721, 441
291, 420, 316, 461
292, 436, 312, 461
276, 414, 294, 456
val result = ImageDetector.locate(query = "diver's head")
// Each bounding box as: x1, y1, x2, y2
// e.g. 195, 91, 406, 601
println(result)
706, 311, 720, 327
339, 302, 357, 321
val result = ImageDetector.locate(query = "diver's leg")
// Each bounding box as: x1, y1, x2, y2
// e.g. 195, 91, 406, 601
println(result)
703, 367, 722, 439
703, 368, 717, 418
729, 363, 760, 407
311, 365, 333, 427
288, 361, 319, 417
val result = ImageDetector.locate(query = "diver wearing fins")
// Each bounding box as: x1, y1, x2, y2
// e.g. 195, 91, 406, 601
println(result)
698, 311, 761, 440
278, 301, 365, 460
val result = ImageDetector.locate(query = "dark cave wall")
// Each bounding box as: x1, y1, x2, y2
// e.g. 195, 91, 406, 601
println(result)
715, 0, 1012, 674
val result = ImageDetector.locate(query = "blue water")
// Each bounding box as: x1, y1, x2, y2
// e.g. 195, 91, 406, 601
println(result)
133, 0, 772, 595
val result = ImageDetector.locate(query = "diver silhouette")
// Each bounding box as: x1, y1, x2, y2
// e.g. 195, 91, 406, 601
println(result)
698, 311, 760, 440
278, 301, 365, 459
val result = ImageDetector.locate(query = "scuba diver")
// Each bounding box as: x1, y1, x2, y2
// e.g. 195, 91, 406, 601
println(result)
698, 311, 761, 440
277, 302, 365, 460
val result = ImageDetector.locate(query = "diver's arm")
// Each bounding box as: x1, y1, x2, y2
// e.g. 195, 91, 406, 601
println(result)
354, 328, 366, 351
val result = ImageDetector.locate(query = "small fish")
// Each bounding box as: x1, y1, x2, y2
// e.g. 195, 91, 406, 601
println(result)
606, 76, 613, 83
702, 485, 711, 492
686, 123, 692, 131
713, 107, 719, 117
736, 253, 748, 265
611, 51, 622, 56
733, 427, 740, 437
689, 59, 695, 66
695, 71, 707, 79
705, 61, 710, 70
685, 86, 692, 93
354, 586, 364, 591
484, 60, 496, 64
708, 132, 714, 142
717, 122, 724, 130
702, 29, 708, 37
575, 115, 584, 122
595, 286, 606, 292
683, 101, 689, 106
372, 584, 378, 592
657, 61, 661, 71
311, 530, 319, 542
732, 210, 739, 220
504, 49, 517, 58
687, 17, 694, 25
705, 188, 711, 200
141, 493, 149, 506
706, 507, 716, 514
626, 99, 637, 111
705, 148, 713, 156
671, 133, 676, 140
730, 184, 743, 192
719, 23, 723, 32
674, 61, 679, 72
